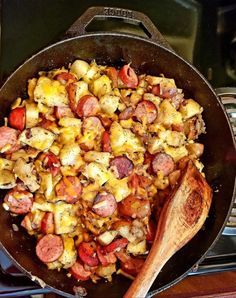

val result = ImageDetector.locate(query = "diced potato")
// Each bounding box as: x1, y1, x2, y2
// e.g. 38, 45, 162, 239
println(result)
0, 169, 16, 189
31, 201, 54, 212
73, 81, 90, 106
28, 78, 37, 99
11, 148, 40, 162
38, 172, 53, 200
179, 99, 203, 119
83, 61, 101, 84
97, 230, 118, 246
0, 158, 15, 171
164, 145, 188, 162
54, 202, 77, 234
96, 264, 116, 281
126, 240, 147, 255
34, 77, 68, 107
83, 151, 111, 167
157, 99, 183, 127
90, 75, 112, 98
158, 130, 186, 147
59, 127, 81, 144
70, 59, 89, 79
81, 182, 100, 202
59, 143, 81, 166
25, 102, 39, 128
13, 158, 39, 192
83, 162, 110, 186
19, 127, 56, 151
146, 75, 176, 88
99, 94, 119, 115
47, 261, 62, 270
59, 236, 77, 269
58, 117, 82, 128
110, 122, 144, 155
147, 137, 164, 154
106, 176, 131, 202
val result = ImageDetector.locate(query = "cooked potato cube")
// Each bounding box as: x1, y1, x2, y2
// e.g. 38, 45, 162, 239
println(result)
90, 75, 112, 98
157, 100, 183, 127
19, 127, 56, 151
34, 77, 68, 107
59, 143, 81, 166
54, 202, 77, 234
99, 94, 120, 115
84, 162, 110, 186
84, 151, 111, 167
59, 236, 77, 269
97, 230, 118, 245
179, 99, 203, 119
126, 240, 147, 255
70, 59, 89, 79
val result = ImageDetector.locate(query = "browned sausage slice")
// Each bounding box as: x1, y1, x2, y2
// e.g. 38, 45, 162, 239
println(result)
118, 195, 151, 219
0, 126, 19, 152
36, 234, 64, 263
152, 152, 175, 176
4, 189, 33, 214
92, 192, 117, 218
110, 156, 134, 179
134, 100, 157, 124
76, 95, 99, 118
119, 107, 134, 120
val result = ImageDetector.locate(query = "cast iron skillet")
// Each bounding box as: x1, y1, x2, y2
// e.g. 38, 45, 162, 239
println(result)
0, 6, 235, 298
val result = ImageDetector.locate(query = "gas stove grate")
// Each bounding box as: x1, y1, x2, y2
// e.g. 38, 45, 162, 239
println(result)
216, 88, 236, 236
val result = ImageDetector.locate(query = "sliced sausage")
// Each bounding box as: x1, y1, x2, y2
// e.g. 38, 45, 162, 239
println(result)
120, 255, 145, 277
152, 152, 175, 176
97, 245, 117, 266
55, 176, 82, 204
78, 242, 99, 267
41, 212, 54, 234
76, 95, 99, 118
0, 126, 19, 153
98, 115, 112, 128
4, 189, 33, 214
92, 192, 117, 218
134, 100, 157, 124
66, 82, 77, 112
106, 67, 118, 88
104, 238, 128, 253
146, 220, 156, 242
118, 195, 151, 219
54, 72, 77, 85
119, 107, 134, 120
118, 65, 138, 88
36, 234, 64, 263
151, 84, 177, 99
110, 156, 134, 179
54, 106, 74, 119
8, 107, 26, 131
39, 152, 61, 177
69, 260, 92, 281
101, 131, 112, 153
82, 116, 104, 133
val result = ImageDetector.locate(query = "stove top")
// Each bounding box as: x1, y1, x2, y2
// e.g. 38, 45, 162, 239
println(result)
0, 1, 236, 297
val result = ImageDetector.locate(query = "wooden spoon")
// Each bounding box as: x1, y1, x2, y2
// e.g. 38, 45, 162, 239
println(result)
124, 160, 212, 298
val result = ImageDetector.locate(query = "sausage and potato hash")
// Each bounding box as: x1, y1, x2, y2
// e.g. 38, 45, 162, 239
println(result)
0, 60, 206, 282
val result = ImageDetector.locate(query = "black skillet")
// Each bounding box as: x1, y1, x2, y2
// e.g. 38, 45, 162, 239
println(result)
0, 6, 235, 298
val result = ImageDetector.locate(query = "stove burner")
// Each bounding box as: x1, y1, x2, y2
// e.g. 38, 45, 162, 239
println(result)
216, 88, 236, 236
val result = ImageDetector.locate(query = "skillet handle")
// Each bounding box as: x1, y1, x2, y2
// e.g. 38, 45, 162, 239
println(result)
65, 6, 173, 51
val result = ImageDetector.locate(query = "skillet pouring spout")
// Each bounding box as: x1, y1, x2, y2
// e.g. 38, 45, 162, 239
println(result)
124, 160, 213, 298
